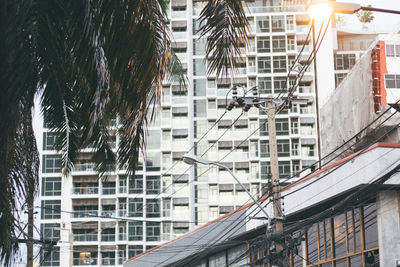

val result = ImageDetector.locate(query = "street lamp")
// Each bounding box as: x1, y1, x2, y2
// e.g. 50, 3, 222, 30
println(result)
307, 1, 400, 20
182, 154, 272, 228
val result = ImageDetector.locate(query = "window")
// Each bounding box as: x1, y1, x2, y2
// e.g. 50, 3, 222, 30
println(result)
274, 77, 288, 94
102, 181, 116, 195
260, 119, 268, 136
101, 228, 115, 242
72, 205, 98, 218
146, 130, 160, 150
257, 36, 270, 53
101, 252, 115, 266
73, 228, 97, 242
146, 199, 160, 217
194, 79, 206, 96
335, 73, 346, 87
276, 118, 289, 135
334, 54, 356, 70
272, 36, 286, 52
146, 176, 161, 194
193, 58, 206, 76
277, 140, 290, 157
260, 161, 271, 180
260, 140, 269, 158
257, 57, 271, 73
128, 245, 143, 258
128, 222, 143, 241
271, 16, 285, 32
41, 223, 60, 241
385, 74, 400, 88
129, 175, 143, 194
42, 247, 60, 266
146, 152, 160, 171
42, 155, 61, 173
42, 177, 61, 196
194, 99, 207, 117
146, 222, 161, 241
278, 161, 291, 177
258, 77, 272, 94
386, 44, 400, 57
43, 132, 57, 150
273, 56, 287, 73
128, 198, 143, 217
256, 16, 270, 32
305, 204, 379, 267
41, 200, 61, 219
194, 38, 206, 56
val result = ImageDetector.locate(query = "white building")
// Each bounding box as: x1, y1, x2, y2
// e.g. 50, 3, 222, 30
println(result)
39, 1, 335, 266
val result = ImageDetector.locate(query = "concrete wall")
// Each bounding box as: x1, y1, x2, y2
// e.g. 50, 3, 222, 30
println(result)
377, 190, 400, 267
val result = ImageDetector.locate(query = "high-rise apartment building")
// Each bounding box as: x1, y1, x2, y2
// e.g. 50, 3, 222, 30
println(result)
40, 1, 326, 266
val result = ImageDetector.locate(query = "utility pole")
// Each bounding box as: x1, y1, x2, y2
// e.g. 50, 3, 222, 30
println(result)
267, 98, 284, 266
27, 183, 34, 267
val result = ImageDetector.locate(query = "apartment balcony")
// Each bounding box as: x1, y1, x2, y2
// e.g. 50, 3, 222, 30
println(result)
172, 210, 189, 220
73, 257, 98, 266
74, 163, 96, 173
73, 233, 98, 242
102, 187, 116, 195
118, 232, 127, 241
72, 210, 98, 219
72, 186, 99, 195
118, 186, 127, 194
101, 258, 116, 266
101, 211, 116, 218
171, 10, 186, 19
101, 233, 116, 242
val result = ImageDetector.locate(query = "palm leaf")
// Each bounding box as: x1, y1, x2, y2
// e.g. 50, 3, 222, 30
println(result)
199, 0, 250, 78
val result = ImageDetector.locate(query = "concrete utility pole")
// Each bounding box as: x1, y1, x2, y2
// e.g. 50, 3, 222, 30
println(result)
266, 99, 284, 265
27, 184, 34, 267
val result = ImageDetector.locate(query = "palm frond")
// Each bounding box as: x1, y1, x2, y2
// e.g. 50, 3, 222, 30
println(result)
199, 0, 250, 78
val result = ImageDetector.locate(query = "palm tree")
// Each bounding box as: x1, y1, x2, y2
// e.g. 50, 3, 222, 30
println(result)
0, 0, 249, 264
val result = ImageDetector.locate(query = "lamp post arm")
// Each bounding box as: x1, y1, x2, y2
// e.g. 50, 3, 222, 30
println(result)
212, 162, 272, 228
360, 6, 400, 15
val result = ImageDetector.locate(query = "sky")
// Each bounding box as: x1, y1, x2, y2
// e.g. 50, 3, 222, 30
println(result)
337, 0, 400, 32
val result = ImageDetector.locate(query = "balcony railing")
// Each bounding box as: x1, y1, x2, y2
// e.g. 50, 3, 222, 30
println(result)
102, 258, 116, 266
101, 211, 116, 218
73, 258, 97, 266
74, 163, 96, 172
101, 233, 115, 242
102, 188, 116, 195
73, 233, 98, 242
72, 187, 98, 195
72, 210, 98, 218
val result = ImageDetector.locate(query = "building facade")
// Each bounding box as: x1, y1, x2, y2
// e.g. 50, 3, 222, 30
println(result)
39, 1, 330, 266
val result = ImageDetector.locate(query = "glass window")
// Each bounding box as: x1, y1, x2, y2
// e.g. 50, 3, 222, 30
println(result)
386, 44, 400, 57
277, 140, 290, 157
272, 36, 286, 52
43, 132, 57, 150
128, 198, 143, 217
257, 57, 271, 73
41, 223, 60, 241
42, 177, 62, 196
146, 176, 161, 194
146, 199, 160, 217
363, 203, 378, 249
194, 58, 206, 76
146, 152, 160, 171
128, 245, 143, 258
41, 200, 61, 219
385, 74, 400, 88
271, 15, 285, 32
146, 130, 160, 150
193, 38, 206, 56
276, 118, 289, 135
257, 36, 270, 53
258, 77, 272, 94
42, 155, 61, 173
274, 76, 288, 94
42, 247, 60, 266
209, 251, 226, 267
146, 222, 161, 241
128, 221, 143, 241
194, 79, 206, 96
273, 56, 287, 73
194, 99, 207, 117
129, 175, 143, 194
256, 16, 270, 33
